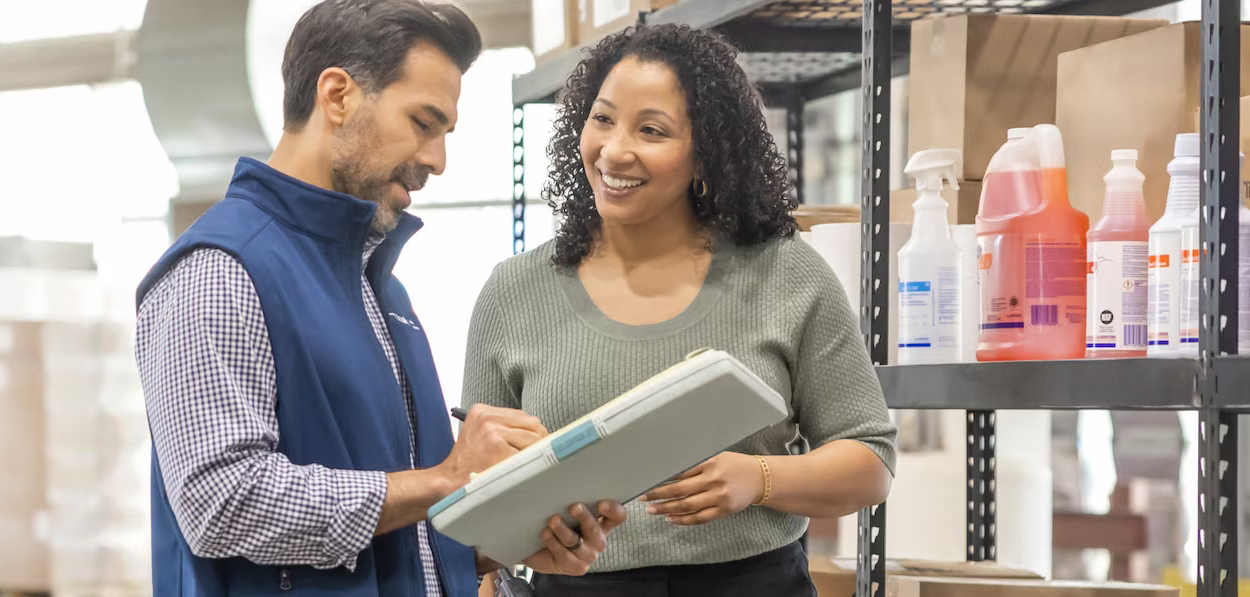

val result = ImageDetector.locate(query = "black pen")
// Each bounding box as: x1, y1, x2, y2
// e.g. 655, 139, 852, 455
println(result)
450, 406, 468, 422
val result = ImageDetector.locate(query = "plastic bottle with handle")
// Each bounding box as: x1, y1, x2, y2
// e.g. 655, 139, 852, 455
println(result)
975, 124, 1090, 361
897, 148, 963, 364
1086, 149, 1149, 358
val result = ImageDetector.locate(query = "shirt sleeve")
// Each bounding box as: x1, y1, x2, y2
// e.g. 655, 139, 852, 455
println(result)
135, 248, 387, 570
784, 239, 897, 472
460, 265, 521, 410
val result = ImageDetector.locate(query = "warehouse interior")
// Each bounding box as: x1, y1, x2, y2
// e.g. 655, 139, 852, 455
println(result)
1, 0, 1248, 595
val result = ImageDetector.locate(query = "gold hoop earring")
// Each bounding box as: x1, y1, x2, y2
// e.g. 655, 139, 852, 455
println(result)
693, 178, 710, 198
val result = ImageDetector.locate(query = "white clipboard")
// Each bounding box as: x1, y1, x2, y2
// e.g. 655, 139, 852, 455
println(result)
428, 348, 790, 565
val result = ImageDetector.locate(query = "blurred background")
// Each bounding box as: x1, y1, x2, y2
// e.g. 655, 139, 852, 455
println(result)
0, 0, 1231, 595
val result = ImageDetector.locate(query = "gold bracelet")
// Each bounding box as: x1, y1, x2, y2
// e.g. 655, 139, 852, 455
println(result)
752, 455, 772, 506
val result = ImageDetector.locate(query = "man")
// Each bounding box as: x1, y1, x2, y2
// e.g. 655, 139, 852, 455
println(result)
134, 1, 625, 595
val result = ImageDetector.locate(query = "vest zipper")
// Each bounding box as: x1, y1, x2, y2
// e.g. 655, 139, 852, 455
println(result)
278, 568, 292, 591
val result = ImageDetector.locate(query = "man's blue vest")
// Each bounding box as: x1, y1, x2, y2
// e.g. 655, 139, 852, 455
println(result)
136, 157, 476, 596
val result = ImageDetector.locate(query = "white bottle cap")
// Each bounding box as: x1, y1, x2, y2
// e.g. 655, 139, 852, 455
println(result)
1175, 133, 1200, 158
1111, 149, 1138, 161
1007, 127, 1031, 140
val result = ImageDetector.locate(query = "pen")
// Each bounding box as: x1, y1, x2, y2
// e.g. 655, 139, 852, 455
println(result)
450, 406, 467, 422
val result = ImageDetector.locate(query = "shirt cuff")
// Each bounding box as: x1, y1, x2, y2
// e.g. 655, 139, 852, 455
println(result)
315, 469, 387, 571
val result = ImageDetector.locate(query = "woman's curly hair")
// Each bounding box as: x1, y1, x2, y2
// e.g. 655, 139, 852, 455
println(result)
542, 24, 797, 267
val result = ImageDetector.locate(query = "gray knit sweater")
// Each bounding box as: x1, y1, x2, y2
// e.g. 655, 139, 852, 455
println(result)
460, 235, 896, 572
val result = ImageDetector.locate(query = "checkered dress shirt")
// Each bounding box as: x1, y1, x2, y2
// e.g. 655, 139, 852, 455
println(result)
136, 237, 442, 595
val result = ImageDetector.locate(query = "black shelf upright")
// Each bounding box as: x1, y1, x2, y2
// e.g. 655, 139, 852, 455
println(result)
508, 0, 1244, 595
1197, 0, 1241, 594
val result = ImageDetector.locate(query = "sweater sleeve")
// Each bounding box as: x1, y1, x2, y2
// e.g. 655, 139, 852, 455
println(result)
784, 238, 897, 473
461, 265, 521, 410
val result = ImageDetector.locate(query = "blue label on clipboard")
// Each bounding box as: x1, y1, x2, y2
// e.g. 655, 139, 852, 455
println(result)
428, 487, 467, 520
551, 420, 601, 461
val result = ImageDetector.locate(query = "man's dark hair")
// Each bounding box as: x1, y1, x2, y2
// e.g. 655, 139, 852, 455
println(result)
281, 0, 483, 131
543, 24, 797, 267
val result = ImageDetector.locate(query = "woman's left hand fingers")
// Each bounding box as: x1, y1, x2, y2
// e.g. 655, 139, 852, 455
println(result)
666, 507, 726, 526
641, 474, 711, 502
645, 490, 718, 516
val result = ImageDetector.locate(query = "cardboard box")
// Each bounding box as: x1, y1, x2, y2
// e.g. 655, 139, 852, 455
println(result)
887, 576, 1178, 596
0, 323, 50, 592
810, 557, 1041, 596
532, 0, 579, 64
891, 181, 983, 224
909, 14, 1167, 181
1058, 22, 1250, 224
577, 0, 679, 46
794, 205, 860, 231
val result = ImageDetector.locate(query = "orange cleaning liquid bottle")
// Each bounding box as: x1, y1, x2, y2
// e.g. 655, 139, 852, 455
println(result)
976, 125, 1090, 361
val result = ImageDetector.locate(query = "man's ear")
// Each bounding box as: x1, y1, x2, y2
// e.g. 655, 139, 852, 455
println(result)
317, 67, 358, 127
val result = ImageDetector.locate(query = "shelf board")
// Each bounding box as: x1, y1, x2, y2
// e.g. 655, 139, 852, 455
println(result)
513, 0, 1177, 106
876, 357, 1201, 410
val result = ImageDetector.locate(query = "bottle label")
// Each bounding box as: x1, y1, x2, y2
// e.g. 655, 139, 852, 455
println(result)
1180, 245, 1203, 346
899, 266, 960, 349
978, 234, 1085, 331
978, 235, 1023, 330
1086, 241, 1148, 350
1148, 232, 1181, 349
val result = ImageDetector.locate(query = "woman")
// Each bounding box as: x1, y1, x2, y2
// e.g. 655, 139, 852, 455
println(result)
463, 24, 895, 596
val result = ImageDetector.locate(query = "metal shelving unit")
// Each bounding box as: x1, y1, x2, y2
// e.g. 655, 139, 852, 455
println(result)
508, 0, 1243, 595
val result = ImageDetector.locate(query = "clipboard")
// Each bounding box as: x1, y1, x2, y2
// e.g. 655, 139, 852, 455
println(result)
428, 348, 790, 565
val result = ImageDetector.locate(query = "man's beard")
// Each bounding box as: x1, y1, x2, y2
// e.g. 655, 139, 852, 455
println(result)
330, 111, 428, 235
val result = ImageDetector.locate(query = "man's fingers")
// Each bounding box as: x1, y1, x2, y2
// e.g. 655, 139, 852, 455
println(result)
470, 404, 548, 436
546, 512, 582, 549
500, 428, 545, 451
597, 501, 627, 532
573, 503, 608, 552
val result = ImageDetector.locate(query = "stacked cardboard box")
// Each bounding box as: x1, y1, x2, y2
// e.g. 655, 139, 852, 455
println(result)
42, 321, 151, 596
811, 558, 1042, 596
900, 14, 1167, 224
1057, 22, 1250, 223
0, 322, 50, 593
811, 558, 1177, 597
531, 0, 580, 64
530, 0, 680, 64
577, 0, 679, 47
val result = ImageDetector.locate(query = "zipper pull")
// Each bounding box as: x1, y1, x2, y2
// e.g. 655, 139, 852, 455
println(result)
279, 568, 292, 591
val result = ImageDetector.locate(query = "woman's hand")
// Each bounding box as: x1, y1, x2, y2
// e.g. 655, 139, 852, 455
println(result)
521, 500, 627, 576
640, 452, 764, 525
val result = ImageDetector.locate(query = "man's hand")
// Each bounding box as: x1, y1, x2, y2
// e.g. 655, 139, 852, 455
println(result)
439, 404, 548, 487
639, 452, 763, 525
521, 501, 627, 576
376, 405, 547, 536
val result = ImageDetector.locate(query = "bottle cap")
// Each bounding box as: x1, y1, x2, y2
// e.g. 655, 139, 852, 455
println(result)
1111, 149, 1138, 161
1007, 127, 1031, 140
1174, 133, 1200, 158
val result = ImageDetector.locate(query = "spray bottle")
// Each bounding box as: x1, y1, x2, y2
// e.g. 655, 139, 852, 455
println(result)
898, 149, 963, 364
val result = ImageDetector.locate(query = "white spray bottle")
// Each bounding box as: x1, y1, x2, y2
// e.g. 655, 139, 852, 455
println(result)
898, 149, 963, 364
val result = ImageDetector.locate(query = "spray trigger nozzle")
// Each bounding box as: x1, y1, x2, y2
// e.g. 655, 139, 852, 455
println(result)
904, 149, 962, 194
